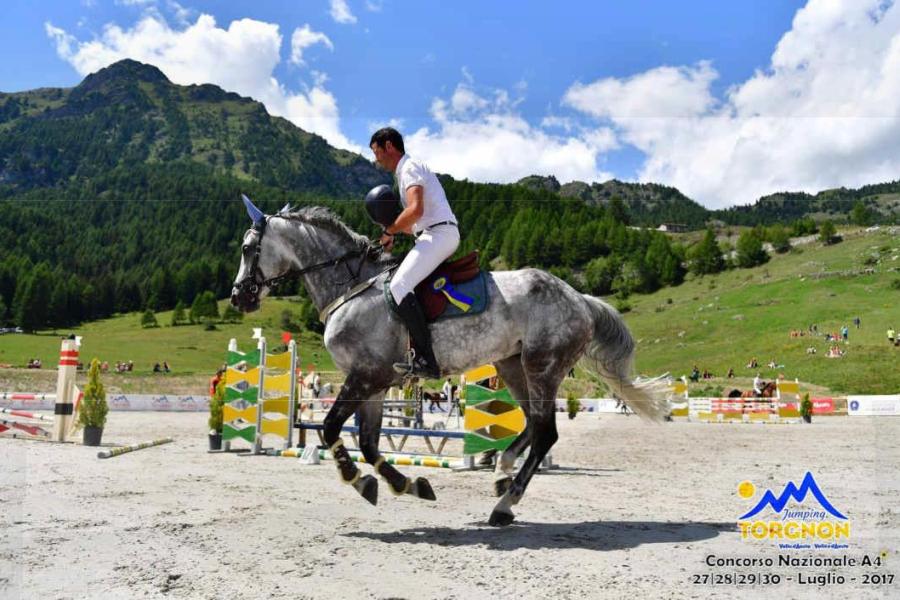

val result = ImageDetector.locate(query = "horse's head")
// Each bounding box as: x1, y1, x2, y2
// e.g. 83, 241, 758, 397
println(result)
231, 195, 296, 312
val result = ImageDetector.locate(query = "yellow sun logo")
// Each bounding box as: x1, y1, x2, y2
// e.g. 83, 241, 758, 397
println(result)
737, 480, 756, 499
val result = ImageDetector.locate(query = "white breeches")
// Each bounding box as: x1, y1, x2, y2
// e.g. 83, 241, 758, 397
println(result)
390, 225, 460, 304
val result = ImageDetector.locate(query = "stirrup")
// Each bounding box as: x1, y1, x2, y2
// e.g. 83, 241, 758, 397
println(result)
392, 348, 438, 378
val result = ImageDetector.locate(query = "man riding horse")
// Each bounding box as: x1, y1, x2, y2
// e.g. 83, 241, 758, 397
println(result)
368, 127, 459, 379
229, 129, 670, 526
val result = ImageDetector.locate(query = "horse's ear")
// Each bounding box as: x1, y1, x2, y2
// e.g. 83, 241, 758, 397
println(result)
241, 194, 265, 226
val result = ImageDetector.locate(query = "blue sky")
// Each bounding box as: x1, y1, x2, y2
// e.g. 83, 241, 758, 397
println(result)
2, 1, 898, 208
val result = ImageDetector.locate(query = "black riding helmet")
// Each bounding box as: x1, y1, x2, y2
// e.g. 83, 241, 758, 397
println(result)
364, 184, 402, 228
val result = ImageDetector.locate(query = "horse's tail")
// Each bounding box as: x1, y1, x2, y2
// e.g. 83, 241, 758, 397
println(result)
578, 294, 670, 422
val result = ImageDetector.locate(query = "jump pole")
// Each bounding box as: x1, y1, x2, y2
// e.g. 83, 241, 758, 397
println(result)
52, 339, 79, 442
277, 447, 465, 469
97, 438, 174, 459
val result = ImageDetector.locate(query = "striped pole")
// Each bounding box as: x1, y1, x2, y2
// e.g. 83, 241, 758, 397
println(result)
52, 339, 79, 442
278, 447, 464, 469
0, 418, 52, 438
0, 407, 55, 422
0, 392, 56, 402
97, 438, 174, 459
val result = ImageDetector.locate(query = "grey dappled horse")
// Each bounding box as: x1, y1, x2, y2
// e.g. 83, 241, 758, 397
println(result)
231, 199, 670, 526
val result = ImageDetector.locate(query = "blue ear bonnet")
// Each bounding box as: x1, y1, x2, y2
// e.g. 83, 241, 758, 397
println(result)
242, 194, 266, 230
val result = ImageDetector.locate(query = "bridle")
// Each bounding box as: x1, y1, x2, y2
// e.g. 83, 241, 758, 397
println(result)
233, 216, 382, 300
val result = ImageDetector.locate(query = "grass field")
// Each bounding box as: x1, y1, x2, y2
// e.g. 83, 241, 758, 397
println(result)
0, 226, 897, 396
625, 226, 899, 394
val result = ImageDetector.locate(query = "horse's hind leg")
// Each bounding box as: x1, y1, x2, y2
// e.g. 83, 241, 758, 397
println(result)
492, 355, 533, 497
357, 392, 436, 501
322, 375, 379, 505
489, 359, 566, 526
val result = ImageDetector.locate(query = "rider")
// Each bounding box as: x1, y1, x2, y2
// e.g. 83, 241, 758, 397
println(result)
752, 372, 763, 396
369, 127, 459, 378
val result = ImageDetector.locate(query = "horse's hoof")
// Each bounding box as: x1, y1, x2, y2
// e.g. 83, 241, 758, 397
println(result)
494, 477, 513, 497
488, 509, 515, 527
356, 475, 378, 506
412, 477, 437, 501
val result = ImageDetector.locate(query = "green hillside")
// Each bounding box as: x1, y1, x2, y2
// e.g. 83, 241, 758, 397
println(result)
625, 226, 900, 395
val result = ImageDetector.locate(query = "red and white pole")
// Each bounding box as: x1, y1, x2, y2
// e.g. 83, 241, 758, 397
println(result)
52, 339, 79, 442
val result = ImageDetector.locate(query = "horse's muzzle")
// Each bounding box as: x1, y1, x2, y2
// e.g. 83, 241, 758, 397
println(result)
231, 286, 260, 313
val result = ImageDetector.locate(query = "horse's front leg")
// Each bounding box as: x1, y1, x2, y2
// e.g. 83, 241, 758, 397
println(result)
322, 375, 380, 505
357, 392, 436, 501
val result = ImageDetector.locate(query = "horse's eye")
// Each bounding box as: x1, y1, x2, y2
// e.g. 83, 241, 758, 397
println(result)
242, 245, 249, 252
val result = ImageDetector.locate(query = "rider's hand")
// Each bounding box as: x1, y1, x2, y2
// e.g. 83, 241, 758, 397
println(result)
380, 233, 394, 252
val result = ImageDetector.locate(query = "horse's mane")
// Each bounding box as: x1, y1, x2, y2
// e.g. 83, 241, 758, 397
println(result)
281, 206, 371, 252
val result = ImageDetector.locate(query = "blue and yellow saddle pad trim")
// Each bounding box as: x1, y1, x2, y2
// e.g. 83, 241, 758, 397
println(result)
384, 271, 490, 322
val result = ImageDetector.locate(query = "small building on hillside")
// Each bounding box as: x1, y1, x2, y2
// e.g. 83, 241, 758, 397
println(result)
657, 223, 688, 233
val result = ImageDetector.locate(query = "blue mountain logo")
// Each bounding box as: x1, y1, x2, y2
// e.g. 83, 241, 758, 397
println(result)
740, 472, 847, 520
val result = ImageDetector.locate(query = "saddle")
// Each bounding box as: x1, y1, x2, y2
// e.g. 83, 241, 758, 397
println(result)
385, 251, 489, 322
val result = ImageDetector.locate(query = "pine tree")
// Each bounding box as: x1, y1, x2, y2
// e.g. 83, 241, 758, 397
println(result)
170, 300, 186, 326
141, 308, 159, 328
77, 358, 108, 429
851, 201, 872, 226
689, 229, 725, 275
221, 304, 242, 323
819, 220, 838, 245
190, 290, 220, 323
736, 230, 769, 268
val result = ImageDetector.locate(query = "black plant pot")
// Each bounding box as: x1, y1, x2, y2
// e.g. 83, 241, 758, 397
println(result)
802, 415, 812, 424
568, 412, 577, 420
83, 426, 103, 447
209, 432, 223, 451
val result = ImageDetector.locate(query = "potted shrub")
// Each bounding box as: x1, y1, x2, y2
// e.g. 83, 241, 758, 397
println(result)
208, 378, 225, 450
800, 393, 813, 424
566, 392, 580, 420
79, 358, 108, 446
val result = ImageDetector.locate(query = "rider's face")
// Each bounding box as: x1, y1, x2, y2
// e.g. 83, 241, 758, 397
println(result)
370, 141, 399, 171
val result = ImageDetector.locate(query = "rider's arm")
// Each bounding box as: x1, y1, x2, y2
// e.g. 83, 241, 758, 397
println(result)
386, 185, 424, 235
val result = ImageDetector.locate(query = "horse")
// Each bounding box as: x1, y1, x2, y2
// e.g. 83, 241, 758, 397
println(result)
739, 381, 777, 398
230, 198, 670, 526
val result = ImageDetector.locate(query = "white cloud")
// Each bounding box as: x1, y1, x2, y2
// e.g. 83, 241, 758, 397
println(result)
563, 0, 900, 208
45, 14, 361, 153
290, 24, 333, 66
330, 0, 357, 24
364, 0, 382, 12
405, 80, 613, 185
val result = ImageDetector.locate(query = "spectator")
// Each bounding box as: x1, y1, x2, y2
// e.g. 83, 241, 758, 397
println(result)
442, 378, 453, 405
853, 316, 861, 329
746, 357, 759, 369
153, 362, 161, 373
726, 367, 735, 378
163, 361, 171, 373
841, 326, 849, 342
312, 372, 321, 399
887, 327, 895, 346
127, 360, 134, 372
689, 365, 700, 382
210, 367, 224, 396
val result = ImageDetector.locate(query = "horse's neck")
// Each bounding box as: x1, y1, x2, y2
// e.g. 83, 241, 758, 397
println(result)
284, 222, 384, 312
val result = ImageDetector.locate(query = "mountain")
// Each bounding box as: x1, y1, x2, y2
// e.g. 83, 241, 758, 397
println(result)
0, 59, 388, 195
515, 175, 900, 228
516, 175, 711, 228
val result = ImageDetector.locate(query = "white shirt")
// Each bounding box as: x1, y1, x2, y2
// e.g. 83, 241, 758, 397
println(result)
395, 155, 457, 234
752, 376, 762, 391
442, 380, 453, 400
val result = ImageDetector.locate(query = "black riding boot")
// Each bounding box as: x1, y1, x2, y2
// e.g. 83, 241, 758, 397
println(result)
392, 293, 441, 379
